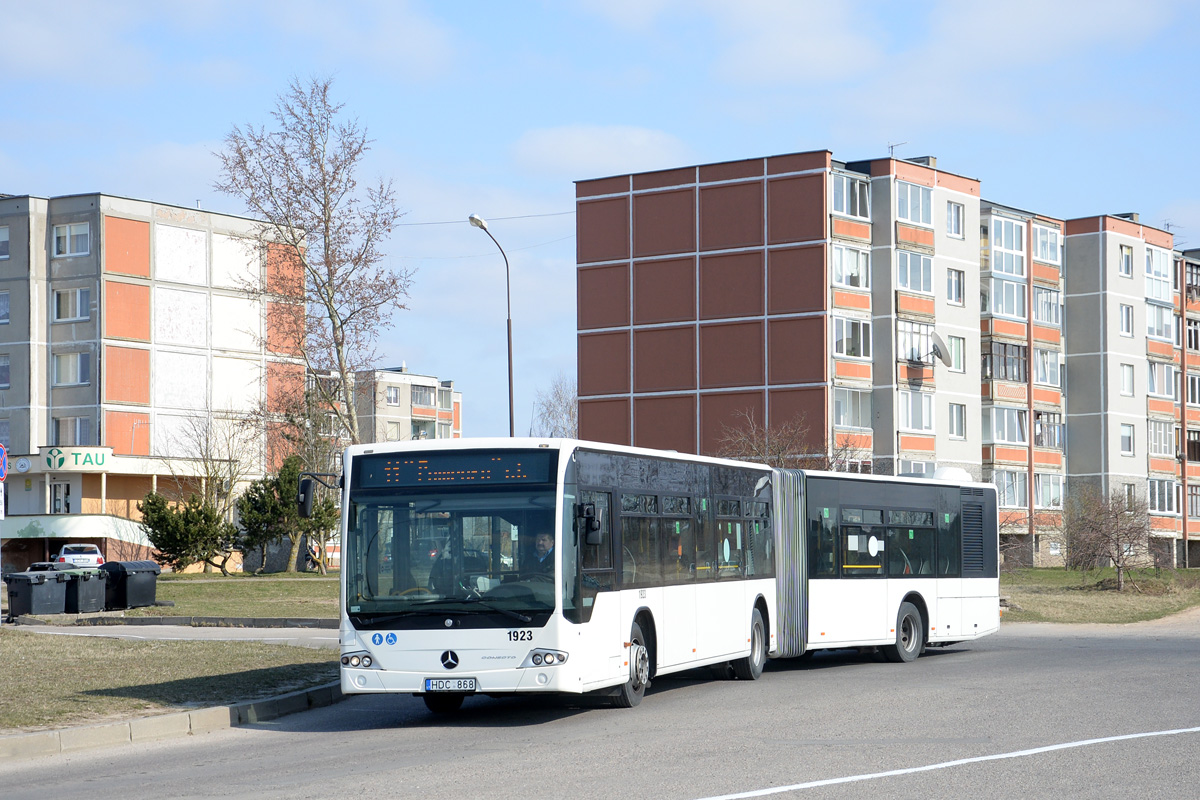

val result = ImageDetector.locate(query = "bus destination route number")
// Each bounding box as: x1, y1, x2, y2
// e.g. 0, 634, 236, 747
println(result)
507, 630, 533, 642
425, 677, 476, 692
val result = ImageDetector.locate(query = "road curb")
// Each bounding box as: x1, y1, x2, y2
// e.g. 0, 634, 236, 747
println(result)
0, 681, 345, 762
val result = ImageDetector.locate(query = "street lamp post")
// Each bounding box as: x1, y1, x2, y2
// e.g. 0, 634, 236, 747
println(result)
468, 214, 515, 437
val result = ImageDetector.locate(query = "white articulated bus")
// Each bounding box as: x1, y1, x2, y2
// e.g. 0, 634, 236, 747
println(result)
299, 438, 999, 712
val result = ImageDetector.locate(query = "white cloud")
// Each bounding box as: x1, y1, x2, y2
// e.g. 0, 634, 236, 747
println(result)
513, 124, 690, 179
574, 0, 679, 30
0, 1, 154, 81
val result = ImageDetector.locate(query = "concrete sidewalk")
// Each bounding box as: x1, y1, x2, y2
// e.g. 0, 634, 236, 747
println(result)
0, 681, 346, 761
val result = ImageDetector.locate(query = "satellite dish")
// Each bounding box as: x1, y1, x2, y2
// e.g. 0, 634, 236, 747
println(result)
929, 331, 952, 368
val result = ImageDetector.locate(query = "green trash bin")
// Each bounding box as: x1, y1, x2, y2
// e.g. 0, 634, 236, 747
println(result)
3, 570, 68, 617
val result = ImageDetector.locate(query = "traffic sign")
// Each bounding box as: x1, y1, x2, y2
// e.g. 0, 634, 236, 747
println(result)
0, 443, 7, 482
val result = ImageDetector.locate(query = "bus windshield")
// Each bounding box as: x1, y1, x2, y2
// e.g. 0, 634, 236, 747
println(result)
344, 488, 559, 630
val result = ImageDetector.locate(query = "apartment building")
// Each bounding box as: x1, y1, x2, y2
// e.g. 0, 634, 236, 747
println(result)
1063, 214, 1184, 567
0, 192, 303, 571
575, 149, 1194, 568
354, 365, 462, 443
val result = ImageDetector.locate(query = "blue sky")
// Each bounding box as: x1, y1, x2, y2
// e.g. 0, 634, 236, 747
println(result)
3, 0, 1198, 437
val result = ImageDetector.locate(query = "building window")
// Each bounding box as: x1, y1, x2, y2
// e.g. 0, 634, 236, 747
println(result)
1187, 263, 1200, 295
53, 288, 91, 322
899, 390, 933, 432
438, 387, 453, 410
834, 317, 871, 359
1189, 374, 1200, 406
0, 226, 8, 259
385, 421, 403, 441
0, 292, 8, 324
53, 222, 89, 257
1146, 247, 1172, 303
1121, 364, 1134, 396
897, 181, 932, 226
1188, 319, 1200, 351
897, 250, 933, 294
982, 341, 1027, 382
437, 422, 452, 439
832, 244, 870, 289
1119, 304, 1133, 336
1147, 361, 1176, 399
1035, 474, 1064, 508
1148, 420, 1174, 457
1032, 225, 1061, 265
991, 218, 1026, 276
947, 202, 964, 238
1033, 287, 1061, 327
897, 319, 933, 364
1189, 430, 1200, 462
1120, 423, 1135, 455
52, 352, 90, 386
947, 269, 964, 305
899, 459, 933, 475
1147, 304, 1173, 341
985, 277, 1027, 319
385, 386, 401, 406
1148, 479, 1178, 514
947, 335, 965, 372
987, 406, 1028, 444
0, 419, 8, 449
994, 471, 1028, 508
833, 174, 870, 219
53, 416, 91, 446
411, 385, 435, 407
0, 354, 8, 389
1191, 484, 1200, 517
1034, 410, 1063, 449
1119, 245, 1133, 277
949, 403, 966, 439
1034, 349, 1061, 387
833, 387, 871, 428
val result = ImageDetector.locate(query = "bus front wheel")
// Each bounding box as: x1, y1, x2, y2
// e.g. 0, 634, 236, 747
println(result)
883, 602, 924, 663
613, 621, 649, 708
731, 607, 766, 680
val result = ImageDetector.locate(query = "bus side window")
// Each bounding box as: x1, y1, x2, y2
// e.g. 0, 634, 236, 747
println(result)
662, 495, 694, 582
715, 499, 743, 579
808, 513, 837, 577
695, 497, 716, 581
581, 491, 613, 572
745, 500, 772, 578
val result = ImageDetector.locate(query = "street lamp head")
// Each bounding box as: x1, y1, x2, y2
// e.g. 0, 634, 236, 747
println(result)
468, 213, 488, 231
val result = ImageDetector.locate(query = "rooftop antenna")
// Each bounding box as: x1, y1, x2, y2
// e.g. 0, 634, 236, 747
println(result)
888, 141, 908, 158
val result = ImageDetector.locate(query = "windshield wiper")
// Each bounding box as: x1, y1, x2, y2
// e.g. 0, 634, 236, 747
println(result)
457, 597, 532, 623
352, 600, 532, 627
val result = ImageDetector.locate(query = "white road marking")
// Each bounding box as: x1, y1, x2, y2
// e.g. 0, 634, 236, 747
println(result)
696, 725, 1200, 799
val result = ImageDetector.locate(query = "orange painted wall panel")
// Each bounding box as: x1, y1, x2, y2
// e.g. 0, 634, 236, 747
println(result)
1032, 325, 1060, 344
993, 445, 1029, 463
1032, 387, 1062, 405
1149, 457, 1178, 475
1147, 398, 1177, 418
833, 290, 870, 311
267, 362, 305, 413
1033, 450, 1062, 467
266, 242, 304, 298
104, 345, 150, 405
104, 217, 150, 277
1150, 516, 1179, 532
1147, 340, 1174, 359
104, 410, 150, 456
1032, 262, 1060, 283
994, 383, 1028, 402
831, 218, 871, 241
267, 301, 304, 356
899, 434, 935, 452
899, 364, 934, 383
104, 280, 151, 341
992, 319, 1027, 338
835, 360, 871, 379
835, 431, 872, 450
892, 161, 936, 187
897, 293, 935, 316
935, 171, 981, 196
896, 224, 934, 248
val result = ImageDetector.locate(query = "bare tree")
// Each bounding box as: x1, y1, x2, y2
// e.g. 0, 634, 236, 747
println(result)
1061, 483, 1150, 591
716, 409, 870, 471
214, 76, 410, 445
531, 373, 578, 438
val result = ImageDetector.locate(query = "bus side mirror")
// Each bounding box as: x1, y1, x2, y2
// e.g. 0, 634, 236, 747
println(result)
577, 502, 602, 546
298, 477, 315, 519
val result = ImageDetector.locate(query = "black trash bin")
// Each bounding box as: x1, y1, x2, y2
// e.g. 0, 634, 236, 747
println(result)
3, 570, 68, 617
99, 561, 161, 610
58, 567, 107, 614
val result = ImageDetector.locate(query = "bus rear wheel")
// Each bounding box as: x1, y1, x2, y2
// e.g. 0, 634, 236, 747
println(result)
883, 602, 924, 663
423, 693, 466, 713
613, 621, 649, 708
731, 607, 766, 680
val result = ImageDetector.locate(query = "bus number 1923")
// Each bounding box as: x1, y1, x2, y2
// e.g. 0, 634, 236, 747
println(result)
508, 630, 533, 642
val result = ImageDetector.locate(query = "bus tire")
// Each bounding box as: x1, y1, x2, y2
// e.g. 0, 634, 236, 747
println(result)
613, 621, 649, 708
731, 607, 766, 680
423, 693, 466, 713
883, 602, 924, 663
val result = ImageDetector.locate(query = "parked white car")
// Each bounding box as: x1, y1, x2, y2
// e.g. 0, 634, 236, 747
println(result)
54, 544, 105, 567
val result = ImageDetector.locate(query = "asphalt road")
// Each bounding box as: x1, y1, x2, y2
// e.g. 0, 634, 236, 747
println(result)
3, 613, 1199, 800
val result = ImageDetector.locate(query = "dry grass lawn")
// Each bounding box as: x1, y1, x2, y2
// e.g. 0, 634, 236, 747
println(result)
1002, 567, 1200, 624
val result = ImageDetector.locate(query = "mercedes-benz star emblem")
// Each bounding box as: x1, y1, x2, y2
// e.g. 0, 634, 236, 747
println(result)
441, 651, 459, 670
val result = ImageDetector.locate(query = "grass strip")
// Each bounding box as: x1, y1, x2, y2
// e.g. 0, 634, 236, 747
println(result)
0, 628, 337, 733
1001, 567, 1200, 624
125, 573, 340, 619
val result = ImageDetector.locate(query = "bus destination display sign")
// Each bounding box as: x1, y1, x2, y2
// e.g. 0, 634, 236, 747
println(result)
357, 450, 556, 489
